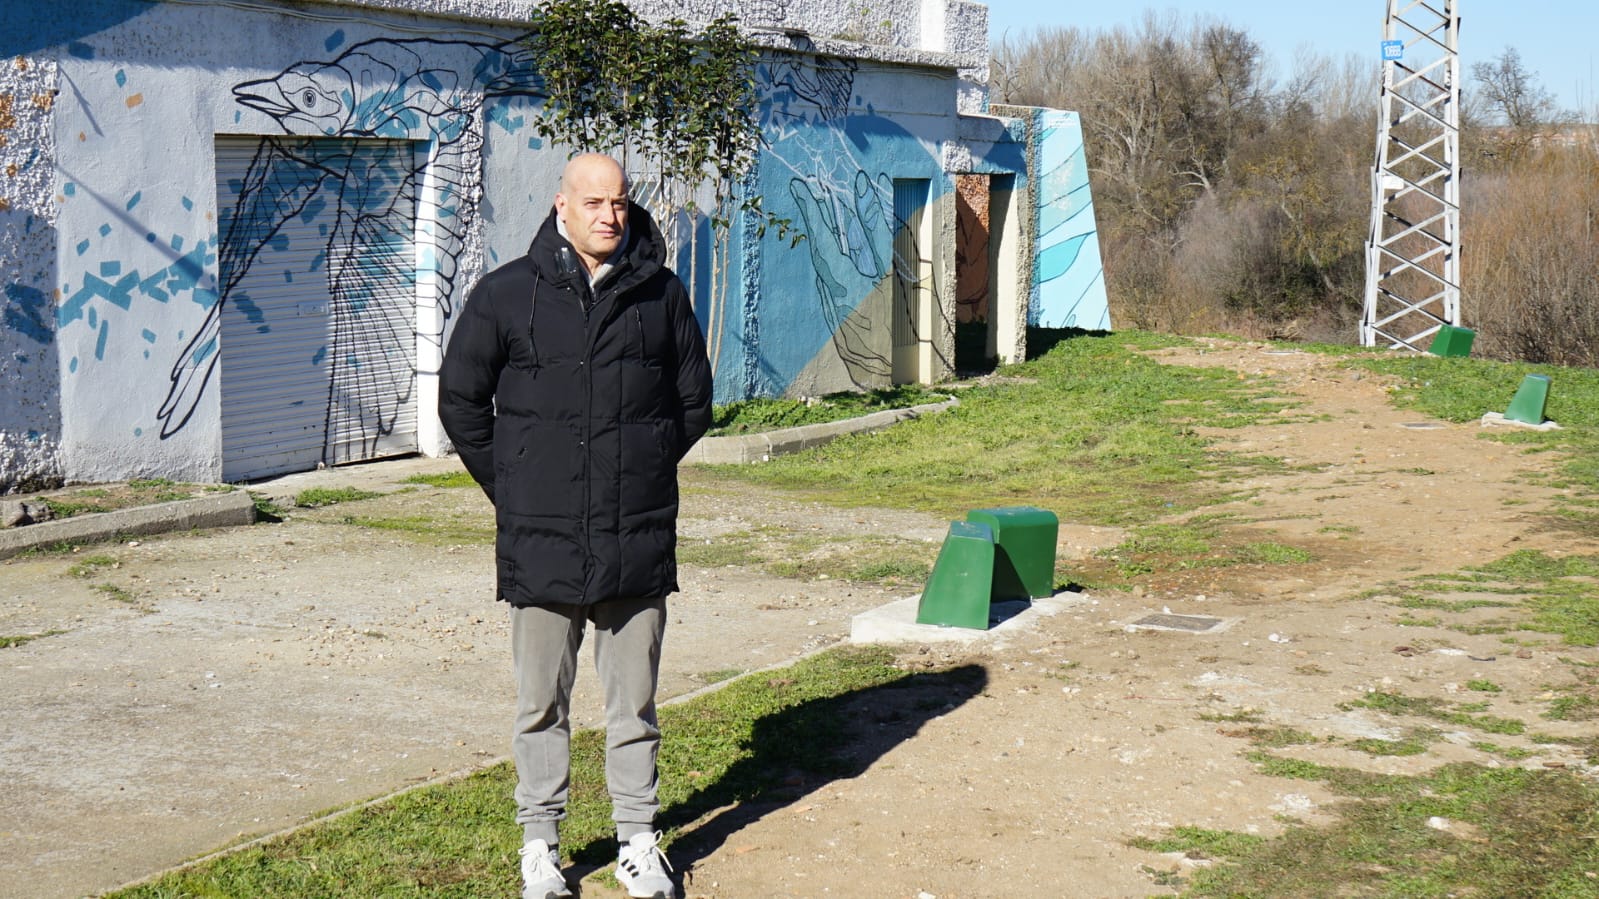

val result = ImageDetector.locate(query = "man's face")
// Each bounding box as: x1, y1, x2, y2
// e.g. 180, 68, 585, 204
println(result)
555, 157, 629, 271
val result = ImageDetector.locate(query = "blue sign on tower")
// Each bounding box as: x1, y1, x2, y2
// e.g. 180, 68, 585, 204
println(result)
1382, 40, 1405, 61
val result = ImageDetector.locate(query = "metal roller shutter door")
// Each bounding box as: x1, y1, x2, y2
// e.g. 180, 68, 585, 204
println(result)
214, 136, 420, 481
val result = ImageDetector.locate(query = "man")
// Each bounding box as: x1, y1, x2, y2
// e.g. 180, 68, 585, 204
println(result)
438, 153, 713, 899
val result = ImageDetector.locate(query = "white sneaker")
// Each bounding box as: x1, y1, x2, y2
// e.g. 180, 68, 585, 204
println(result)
615, 831, 676, 899
519, 839, 571, 899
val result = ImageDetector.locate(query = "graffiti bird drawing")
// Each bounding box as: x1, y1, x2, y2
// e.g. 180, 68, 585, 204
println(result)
158, 36, 543, 452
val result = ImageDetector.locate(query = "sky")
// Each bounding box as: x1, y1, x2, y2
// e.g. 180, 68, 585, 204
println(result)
981, 1, 1599, 117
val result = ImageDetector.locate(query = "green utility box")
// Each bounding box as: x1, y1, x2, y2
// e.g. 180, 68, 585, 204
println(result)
1504, 373, 1552, 424
966, 506, 1059, 601
1428, 324, 1476, 358
917, 520, 997, 630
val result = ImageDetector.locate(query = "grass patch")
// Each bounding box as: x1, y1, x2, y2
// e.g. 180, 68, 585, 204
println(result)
1344, 690, 1526, 736
91, 583, 139, 605
1090, 517, 1313, 582
35, 479, 223, 518
402, 471, 479, 489
0, 630, 65, 649
337, 514, 494, 546
1378, 549, 1599, 647
66, 554, 119, 578
1215, 725, 1323, 748
702, 332, 1297, 527
108, 646, 985, 898
706, 385, 949, 437
250, 495, 288, 522
294, 487, 385, 508
1154, 756, 1599, 897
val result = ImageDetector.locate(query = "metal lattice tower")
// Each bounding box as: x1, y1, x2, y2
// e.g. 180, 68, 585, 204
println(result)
1362, 0, 1462, 350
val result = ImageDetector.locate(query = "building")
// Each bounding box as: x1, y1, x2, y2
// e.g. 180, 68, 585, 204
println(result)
0, 0, 1108, 489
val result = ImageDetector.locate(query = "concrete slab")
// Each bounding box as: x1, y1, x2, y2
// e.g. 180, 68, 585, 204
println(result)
683, 398, 957, 465
0, 490, 256, 560
848, 590, 1089, 645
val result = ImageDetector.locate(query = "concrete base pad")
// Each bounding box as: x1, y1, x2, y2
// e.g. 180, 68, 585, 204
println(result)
849, 591, 1089, 645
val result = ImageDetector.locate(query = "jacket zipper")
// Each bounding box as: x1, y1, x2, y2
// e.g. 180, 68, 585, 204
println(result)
579, 282, 595, 599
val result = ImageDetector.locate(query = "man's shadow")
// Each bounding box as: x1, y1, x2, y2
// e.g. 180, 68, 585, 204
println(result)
566, 660, 988, 884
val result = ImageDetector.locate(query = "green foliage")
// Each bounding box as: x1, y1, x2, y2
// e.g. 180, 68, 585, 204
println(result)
1376, 548, 1599, 647
707, 332, 1296, 527
250, 492, 288, 521
1171, 759, 1599, 897
336, 514, 495, 546
292, 487, 384, 509
523, 0, 788, 239
402, 471, 479, 489
66, 554, 118, 578
1346, 691, 1526, 736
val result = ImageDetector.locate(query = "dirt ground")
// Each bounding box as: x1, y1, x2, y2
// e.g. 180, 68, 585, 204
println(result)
3, 337, 1597, 899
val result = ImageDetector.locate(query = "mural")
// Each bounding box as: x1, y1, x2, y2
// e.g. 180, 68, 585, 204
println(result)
745, 55, 948, 397
157, 35, 543, 454
8, 0, 1096, 487
1031, 110, 1109, 331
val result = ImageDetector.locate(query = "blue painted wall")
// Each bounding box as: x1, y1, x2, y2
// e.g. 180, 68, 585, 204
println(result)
1029, 110, 1110, 331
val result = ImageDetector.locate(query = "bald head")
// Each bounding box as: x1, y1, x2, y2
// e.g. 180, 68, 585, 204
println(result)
555, 154, 630, 274
560, 153, 629, 194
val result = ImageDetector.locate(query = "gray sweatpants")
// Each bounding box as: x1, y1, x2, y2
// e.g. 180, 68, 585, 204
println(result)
510, 596, 665, 846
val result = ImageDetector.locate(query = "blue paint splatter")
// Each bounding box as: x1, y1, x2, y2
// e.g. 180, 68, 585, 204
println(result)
311, 346, 327, 365
100, 261, 121, 277
94, 320, 109, 360
325, 29, 345, 52
115, 69, 126, 87
170, 234, 184, 252
69, 357, 79, 373
63, 183, 76, 196
67, 42, 94, 60
75, 239, 90, 256
189, 336, 217, 366
99, 223, 111, 237
182, 196, 194, 211
233, 293, 266, 325
126, 191, 141, 211
133, 427, 142, 437
88, 306, 97, 329
3, 283, 53, 344
141, 329, 156, 343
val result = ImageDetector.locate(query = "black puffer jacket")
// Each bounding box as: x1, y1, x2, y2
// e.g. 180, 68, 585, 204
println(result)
438, 204, 713, 607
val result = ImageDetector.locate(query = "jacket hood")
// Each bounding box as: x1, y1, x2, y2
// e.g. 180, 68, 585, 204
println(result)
527, 201, 670, 292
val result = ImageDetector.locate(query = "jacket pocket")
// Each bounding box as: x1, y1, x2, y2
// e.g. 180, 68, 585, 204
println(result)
495, 420, 584, 517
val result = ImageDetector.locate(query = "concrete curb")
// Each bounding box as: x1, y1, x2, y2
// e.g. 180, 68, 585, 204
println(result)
682, 397, 958, 465
0, 490, 257, 560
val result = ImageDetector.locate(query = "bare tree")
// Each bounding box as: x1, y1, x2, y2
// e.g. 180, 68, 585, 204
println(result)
1470, 47, 1565, 163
